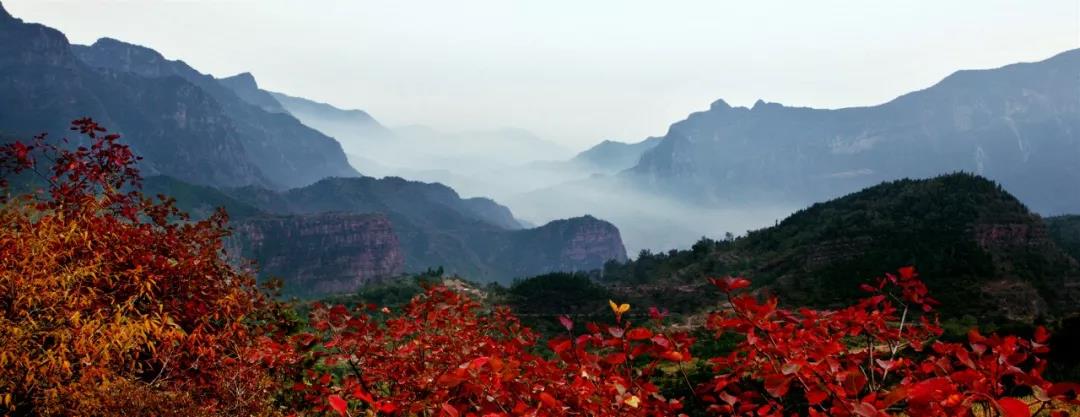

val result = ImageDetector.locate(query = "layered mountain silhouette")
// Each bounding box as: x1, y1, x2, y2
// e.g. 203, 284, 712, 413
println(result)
70, 38, 357, 188
142, 174, 628, 293
0, 5, 268, 187
608, 50, 1080, 214
0, 3, 356, 189
0, 5, 630, 296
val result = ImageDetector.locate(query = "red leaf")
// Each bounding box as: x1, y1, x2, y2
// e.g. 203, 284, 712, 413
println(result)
806, 389, 828, 405
626, 327, 653, 340
441, 402, 459, 417
708, 276, 751, 292
1034, 326, 1050, 344
852, 402, 879, 417
558, 315, 574, 331
604, 352, 627, 365
764, 375, 791, 398
538, 392, 557, 408
328, 394, 348, 417
550, 339, 572, 355
996, 397, 1031, 417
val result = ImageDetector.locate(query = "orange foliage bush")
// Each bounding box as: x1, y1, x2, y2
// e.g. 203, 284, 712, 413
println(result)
0, 120, 283, 416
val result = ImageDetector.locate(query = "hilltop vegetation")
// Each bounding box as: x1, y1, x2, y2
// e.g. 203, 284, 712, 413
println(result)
593, 174, 1080, 328
1048, 215, 1080, 263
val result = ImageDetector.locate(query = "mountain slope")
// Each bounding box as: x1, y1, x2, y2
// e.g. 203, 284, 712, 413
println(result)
71, 38, 358, 188
625, 50, 1080, 214
599, 174, 1080, 325
570, 137, 663, 174
1048, 215, 1080, 264
228, 212, 405, 297
0, 6, 268, 187
267, 90, 394, 155
218, 176, 627, 282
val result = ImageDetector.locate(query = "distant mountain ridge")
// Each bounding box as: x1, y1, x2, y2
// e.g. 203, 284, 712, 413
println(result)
71, 37, 358, 188
620, 49, 1080, 214
570, 137, 663, 174
268, 91, 394, 149
219, 176, 627, 283
0, 5, 269, 187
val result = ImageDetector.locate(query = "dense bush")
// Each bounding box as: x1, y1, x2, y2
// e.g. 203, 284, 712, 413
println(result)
0, 120, 287, 416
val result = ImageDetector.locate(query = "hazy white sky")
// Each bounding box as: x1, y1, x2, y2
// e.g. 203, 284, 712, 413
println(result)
6, 0, 1079, 150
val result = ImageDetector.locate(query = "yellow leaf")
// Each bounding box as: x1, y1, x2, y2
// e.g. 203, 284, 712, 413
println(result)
624, 395, 640, 408
608, 300, 630, 315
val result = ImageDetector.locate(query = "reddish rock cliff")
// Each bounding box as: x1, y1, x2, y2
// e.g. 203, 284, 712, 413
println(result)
229, 213, 404, 297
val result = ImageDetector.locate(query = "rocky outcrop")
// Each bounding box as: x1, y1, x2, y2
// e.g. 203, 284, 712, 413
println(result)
217, 177, 626, 283
229, 213, 404, 297
497, 215, 628, 278
71, 38, 358, 189
974, 223, 1054, 251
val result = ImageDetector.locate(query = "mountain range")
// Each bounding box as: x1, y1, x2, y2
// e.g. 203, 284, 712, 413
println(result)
505, 48, 1080, 252
141, 175, 627, 295
614, 50, 1080, 212
0, 4, 630, 296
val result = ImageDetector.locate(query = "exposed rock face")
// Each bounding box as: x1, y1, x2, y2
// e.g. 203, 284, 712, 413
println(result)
558, 217, 628, 265
221, 177, 627, 283
0, 10, 267, 187
974, 223, 1054, 251
602, 50, 1080, 215
497, 215, 628, 278
71, 38, 358, 189
229, 213, 404, 297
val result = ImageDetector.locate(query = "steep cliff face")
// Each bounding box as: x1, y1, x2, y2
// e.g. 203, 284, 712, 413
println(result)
497, 216, 628, 277
608, 50, 1080, 215
0, 9, 267, 187
72, 38, 358, 189
229, 213, 404, 297
218, 176, 626, 283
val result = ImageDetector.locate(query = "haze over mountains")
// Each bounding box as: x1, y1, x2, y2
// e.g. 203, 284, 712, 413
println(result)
509, 49, 1080, 252
0, 4, 628, 295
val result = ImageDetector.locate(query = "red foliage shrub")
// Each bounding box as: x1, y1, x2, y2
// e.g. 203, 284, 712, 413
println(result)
0, 120, 285, 416
701, 267, 1078, 416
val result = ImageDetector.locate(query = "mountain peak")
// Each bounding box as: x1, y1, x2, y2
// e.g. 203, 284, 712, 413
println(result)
222, 72, 259, 89
0, 2, 13, 21
89, 37, 165, 59
709, 98, 732, 111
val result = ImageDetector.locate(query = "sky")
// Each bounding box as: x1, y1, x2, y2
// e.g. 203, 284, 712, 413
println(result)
5, 0, 1079, 150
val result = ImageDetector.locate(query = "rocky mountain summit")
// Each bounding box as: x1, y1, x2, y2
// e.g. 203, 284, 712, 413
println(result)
621, 50, 1080, 214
